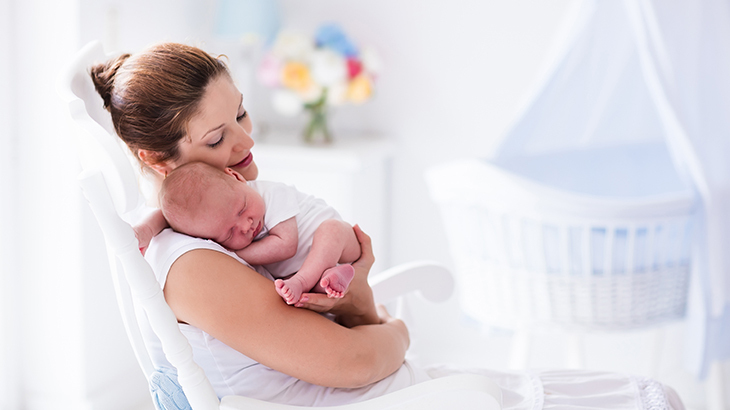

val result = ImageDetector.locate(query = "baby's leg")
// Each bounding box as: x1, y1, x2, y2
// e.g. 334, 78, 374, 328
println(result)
277, 220, 361, 303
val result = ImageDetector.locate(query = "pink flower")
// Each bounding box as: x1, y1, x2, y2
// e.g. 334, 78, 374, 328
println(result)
258, 53, 282, 88
346, 58, 363, 79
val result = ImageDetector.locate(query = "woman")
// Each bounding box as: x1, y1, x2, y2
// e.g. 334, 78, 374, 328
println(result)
90, 42, 685, 408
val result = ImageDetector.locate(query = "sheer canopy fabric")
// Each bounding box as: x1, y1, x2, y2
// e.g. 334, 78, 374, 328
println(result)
493, 0, 730, 377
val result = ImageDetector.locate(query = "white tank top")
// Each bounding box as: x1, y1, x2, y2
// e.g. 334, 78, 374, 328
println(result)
142, 229, 429, 406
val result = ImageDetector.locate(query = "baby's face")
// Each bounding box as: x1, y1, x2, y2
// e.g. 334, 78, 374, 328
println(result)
186, 181, 266, 251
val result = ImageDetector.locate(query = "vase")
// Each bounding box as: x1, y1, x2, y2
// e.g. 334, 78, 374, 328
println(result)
302, 89, 332, 144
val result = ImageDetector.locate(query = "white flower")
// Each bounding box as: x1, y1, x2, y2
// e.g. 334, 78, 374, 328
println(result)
271, 89, 304, 116
299, 83, 324, 104
360, 46, 383, 76
271, 30, 314, 60
326, 82, 348, 106
309, 48, 347, 87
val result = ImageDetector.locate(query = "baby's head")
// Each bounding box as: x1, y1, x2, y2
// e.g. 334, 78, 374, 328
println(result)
160, 162, 266, 250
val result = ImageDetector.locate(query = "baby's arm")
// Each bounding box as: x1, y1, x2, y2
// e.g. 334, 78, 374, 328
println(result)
234, 217, 298, 265
133, 209, 169, 255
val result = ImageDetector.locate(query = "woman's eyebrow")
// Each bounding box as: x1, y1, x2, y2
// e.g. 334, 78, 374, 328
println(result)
202, 124, 225, 138
199, 94, 244, 139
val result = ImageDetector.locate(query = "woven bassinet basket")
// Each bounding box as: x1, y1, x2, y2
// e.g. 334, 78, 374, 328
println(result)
427, 144, 696, 331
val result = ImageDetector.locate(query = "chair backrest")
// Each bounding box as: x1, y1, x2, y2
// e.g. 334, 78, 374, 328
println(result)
58, 41, 221, 410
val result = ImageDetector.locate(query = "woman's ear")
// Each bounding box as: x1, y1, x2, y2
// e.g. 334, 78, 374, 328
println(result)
138, 149, 174, 177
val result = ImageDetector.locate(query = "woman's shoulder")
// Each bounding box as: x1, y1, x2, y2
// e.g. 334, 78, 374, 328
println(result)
145, 229, 271, 286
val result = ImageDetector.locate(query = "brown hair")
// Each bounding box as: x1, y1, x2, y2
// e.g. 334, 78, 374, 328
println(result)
89, 43, 230, 166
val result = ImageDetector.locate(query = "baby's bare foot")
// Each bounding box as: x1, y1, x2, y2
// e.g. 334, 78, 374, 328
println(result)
275, 278, 306, 305
320, 265, 355, 298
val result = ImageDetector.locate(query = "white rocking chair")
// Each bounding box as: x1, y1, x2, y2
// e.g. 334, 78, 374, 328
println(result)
58, 40, 502, 410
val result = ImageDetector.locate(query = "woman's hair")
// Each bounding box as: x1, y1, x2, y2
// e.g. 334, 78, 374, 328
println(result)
89, 43, 231, 166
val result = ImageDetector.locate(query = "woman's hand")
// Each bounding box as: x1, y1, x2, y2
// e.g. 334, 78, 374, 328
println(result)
295, 224, 379, 327
376, 304, 398, 325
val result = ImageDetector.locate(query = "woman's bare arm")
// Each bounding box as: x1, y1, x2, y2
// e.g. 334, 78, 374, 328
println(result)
164, 247, 409, 388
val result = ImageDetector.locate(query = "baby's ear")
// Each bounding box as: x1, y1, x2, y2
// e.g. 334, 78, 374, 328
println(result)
224, 167, 247, 182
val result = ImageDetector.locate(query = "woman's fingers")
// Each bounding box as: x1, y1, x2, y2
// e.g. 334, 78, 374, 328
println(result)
352, 224, 375, 273
295, 225, 379, 326
376, 304, 392, 323
294, 292, 337, 312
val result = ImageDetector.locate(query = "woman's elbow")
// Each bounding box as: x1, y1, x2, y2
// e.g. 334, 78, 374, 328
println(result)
339, 351, 402, 388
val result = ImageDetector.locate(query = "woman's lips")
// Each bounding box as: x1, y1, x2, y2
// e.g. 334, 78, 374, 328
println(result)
232, 153, 253, 169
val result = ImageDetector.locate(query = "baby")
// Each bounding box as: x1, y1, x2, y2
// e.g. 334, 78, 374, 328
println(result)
158, 162, 361, 304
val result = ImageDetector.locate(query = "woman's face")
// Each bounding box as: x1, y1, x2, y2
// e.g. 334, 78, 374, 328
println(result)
171, 74, 259, 180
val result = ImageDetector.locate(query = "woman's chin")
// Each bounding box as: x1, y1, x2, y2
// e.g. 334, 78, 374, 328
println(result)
235, 161, 258, 181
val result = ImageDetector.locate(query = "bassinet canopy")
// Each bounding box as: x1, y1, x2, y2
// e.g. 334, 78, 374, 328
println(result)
494, 0, 730, 378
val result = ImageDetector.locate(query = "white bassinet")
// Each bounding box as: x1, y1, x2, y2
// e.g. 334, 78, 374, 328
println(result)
426, 142, 697, 331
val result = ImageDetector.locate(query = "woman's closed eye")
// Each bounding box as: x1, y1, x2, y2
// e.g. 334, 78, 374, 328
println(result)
208, 135, 224, 148
236, 110, 247, 122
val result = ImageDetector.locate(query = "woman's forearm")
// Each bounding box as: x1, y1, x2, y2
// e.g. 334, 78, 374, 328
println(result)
167, 249, 409, 390
345, 318, 410, 387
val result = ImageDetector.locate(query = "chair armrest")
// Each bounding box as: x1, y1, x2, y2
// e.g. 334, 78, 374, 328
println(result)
369, 260, 454, 304
220, 373, 501, 409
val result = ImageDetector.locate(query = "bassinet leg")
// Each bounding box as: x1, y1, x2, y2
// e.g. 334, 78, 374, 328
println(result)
509, 329, 531, 369
565, 332, 585, 369
707, 360, 727, 410
649, 326, 665, 378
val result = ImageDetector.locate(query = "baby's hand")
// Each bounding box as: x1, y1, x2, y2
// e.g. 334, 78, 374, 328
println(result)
133, 224, 154, 255
133, 209, 169, 255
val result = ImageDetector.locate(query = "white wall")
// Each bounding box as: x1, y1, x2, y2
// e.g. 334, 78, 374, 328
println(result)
2, 0, 200, 409
0, 0, 20, 407
5, 0, 146, 408
271, 0, 578, 268
10, 0, 86, 408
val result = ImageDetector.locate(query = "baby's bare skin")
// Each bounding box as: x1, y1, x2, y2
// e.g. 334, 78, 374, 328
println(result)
275, 264, 355, 304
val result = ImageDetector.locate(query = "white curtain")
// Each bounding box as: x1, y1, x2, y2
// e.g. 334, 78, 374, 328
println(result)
626, 0, 730, 378
0, 0, 20, 406
493, 0, 730, 378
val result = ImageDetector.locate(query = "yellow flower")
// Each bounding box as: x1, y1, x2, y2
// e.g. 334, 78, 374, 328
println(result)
346, 74, 372, 103
281, 62, 313, 93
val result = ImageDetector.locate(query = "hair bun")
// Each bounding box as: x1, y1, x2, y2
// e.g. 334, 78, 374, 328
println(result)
89, 53, 131, 109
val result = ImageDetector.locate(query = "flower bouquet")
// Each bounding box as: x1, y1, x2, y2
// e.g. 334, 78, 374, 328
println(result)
258, 23, 381, 143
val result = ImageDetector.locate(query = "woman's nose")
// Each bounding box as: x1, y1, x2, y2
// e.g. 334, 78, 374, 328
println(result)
232, 129, 254, 152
